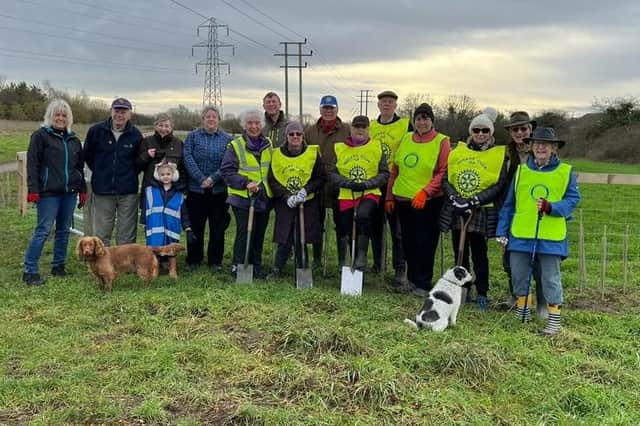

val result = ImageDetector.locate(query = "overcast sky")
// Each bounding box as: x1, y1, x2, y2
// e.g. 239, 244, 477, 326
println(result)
2, 0, 639, 120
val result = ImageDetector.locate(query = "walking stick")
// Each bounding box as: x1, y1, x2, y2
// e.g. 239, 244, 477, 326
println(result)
522, 211, 543, 323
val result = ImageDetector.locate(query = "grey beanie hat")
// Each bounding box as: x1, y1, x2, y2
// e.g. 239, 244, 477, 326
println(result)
285, 121, 303, 135
468, 113, 495, 135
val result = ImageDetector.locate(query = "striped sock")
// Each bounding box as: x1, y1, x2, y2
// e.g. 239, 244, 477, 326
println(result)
541, 305, 561, 335
514, 296, 531, 322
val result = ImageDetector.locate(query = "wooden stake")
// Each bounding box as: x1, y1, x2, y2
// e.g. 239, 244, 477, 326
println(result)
623, 224, 629, 294
600, 225, 607, 301
578, 209, 585, 293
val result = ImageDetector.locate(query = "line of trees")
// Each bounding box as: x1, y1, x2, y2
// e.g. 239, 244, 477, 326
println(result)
1, 79, 638, 162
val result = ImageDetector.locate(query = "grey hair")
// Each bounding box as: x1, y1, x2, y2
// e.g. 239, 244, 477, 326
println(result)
201, 105, 220, 120
239, 109, 265, 129
42, 99, 73, 131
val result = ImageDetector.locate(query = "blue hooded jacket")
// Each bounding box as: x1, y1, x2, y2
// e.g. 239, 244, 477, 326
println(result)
496, 154, 580, 257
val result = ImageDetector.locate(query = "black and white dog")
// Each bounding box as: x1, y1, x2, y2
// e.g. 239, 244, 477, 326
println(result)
404, 266, 473, 332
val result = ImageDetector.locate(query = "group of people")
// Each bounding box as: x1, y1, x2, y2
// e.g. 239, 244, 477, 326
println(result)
22, 89, 580, 335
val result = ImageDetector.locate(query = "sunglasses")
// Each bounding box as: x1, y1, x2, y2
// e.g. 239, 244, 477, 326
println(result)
288, 132, 302, 137
510, 126, 529, 133
471, 128, 491, 134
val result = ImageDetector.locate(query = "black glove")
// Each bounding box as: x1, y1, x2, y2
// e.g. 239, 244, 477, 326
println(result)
468, 196, 481, 208
186, 230, 197, 245
349, 181, 367, 192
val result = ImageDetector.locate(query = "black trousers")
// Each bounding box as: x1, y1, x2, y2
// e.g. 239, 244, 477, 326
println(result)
186, 191, 230, 266
371, 191, 405, 270
232, 205, 270, 272
451, 229, 489, 296
274, 221, 308, 270
397, 196, 444, 290
335, 198, 378, 238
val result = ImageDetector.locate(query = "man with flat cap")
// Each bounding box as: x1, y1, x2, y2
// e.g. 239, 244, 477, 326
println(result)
369, 90, 413, 286
84, 97, 143, 245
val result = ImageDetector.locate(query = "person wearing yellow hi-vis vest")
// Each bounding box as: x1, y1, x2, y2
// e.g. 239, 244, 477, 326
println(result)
329, 115, 389, 271
368, 90, 413, 286
221, 110, 274, 279
385, 103, 451, 297
496, 127, 580, 336
267, 122, 326, 277
439, 110, 508, 311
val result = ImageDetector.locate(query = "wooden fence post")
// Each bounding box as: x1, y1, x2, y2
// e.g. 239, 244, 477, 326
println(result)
16, 151, 28, 215
623, 225, 629, 294
578, 209, 585, 292
600, 225, 607, 301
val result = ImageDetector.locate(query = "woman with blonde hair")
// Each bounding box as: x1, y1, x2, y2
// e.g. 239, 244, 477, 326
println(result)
23, 99, 86, 285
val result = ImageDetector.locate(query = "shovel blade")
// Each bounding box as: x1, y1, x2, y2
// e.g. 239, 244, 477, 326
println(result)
296, 268, 313, 289
236, 264, 253, 284
340, 266, 363, 296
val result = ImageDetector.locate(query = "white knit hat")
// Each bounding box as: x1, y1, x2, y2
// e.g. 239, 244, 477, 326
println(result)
468, 113, 494, 135
482, 107, 498, 123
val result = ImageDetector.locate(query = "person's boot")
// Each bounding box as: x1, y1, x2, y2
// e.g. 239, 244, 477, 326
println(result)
536, 290, 549, 320
22, 272, 45, 286
337, 237, 349, 267
354, 235, 369, 271
514, 295, 531, 322
392, 264, 406, 287
51, 265, 67, 277
540, 305, 561, 336
312, 241, 322, 269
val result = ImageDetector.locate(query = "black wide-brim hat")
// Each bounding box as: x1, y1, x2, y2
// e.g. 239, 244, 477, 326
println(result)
523, 127, 565, 148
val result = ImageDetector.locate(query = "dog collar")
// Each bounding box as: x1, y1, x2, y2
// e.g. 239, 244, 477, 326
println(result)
443, 277, 461, 287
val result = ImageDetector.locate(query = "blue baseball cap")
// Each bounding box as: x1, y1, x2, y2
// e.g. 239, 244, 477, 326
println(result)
319, 95, 338, 108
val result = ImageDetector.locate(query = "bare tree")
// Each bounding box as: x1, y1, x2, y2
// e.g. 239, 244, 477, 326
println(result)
398, 92, 435, 119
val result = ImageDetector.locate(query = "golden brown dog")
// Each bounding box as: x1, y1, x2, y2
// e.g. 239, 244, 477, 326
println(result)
150, 243, 185, 279
76, 236, 161, 291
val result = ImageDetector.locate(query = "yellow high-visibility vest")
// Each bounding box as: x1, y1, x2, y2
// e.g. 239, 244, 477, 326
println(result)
270, 145, 318, 200
392, 132, 447, 199
447, 142, 505, 204
511, 163, 572, 241
370, 117, 410, 168
227, 136, 273, 198
334, 140, 382, 200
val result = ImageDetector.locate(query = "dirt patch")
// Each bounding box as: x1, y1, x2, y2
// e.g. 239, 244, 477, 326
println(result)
0, 409, 38, 425
221, 323, 264, 352
566, 288, 640, 313
165, 398, 238, 425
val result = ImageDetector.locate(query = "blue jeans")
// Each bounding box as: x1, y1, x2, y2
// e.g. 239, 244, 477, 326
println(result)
510, 251, 563, 305
23, 194, 77, 273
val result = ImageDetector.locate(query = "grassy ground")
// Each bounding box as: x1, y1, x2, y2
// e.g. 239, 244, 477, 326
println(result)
1, 183, 640, 424
566, 158, 640, 174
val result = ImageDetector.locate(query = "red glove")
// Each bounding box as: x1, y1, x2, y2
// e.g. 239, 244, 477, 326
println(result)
385, 200, 395, 214
27, 193, 40, 203
537, 198, 551, 214
78, 192, 88, 208
411, 190, 428, 210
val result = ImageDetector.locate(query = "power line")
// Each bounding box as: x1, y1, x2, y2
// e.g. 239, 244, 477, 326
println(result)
0, 13, 189, 52
237, 0, 306, 40
219, 0, 292, 41
0, 25, 191, 59
0, 47, 191, 74
20, 0, 195, 39
168, 0, 278, 53
63, 0, 195, 32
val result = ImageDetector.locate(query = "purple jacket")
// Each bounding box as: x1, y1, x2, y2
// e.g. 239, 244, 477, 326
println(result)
220, 133, 272, 211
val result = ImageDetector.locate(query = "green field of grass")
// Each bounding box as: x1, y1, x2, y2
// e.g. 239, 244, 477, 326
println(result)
1, 179, 639, 424
566, 158, 640, 174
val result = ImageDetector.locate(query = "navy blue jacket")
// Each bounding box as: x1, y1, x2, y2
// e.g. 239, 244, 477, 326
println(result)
84, 118, 142, 195
27, 126, 86, 195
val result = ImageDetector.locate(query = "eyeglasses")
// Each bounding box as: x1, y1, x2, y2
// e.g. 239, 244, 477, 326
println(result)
471, 128, 491, 134
510, 126, 529, 133
288, 132, 302, 137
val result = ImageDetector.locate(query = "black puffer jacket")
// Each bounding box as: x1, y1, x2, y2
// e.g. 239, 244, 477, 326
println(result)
27, 126, 86, 195
136, 131, 186, 189
439, 137, 508, 237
